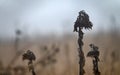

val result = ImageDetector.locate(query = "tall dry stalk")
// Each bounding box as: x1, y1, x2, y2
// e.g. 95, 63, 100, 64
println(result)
15, 29, 21, 52
74, 10, 93, 75
7, 29, 22, 70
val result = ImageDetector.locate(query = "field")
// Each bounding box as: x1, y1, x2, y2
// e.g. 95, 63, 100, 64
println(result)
0, 32, 120, 75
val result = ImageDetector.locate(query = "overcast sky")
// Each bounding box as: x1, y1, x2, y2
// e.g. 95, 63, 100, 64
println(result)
0, 0, 120, 38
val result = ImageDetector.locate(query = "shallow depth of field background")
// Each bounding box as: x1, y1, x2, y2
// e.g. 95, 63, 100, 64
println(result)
0, 0, 120, 75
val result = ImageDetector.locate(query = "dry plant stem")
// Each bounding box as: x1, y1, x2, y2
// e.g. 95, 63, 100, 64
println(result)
93, 57, 100, 75
29, 61, 36, 75
32, 69, 36, 75
78, 28, 85, 75
29, 60, 36, 75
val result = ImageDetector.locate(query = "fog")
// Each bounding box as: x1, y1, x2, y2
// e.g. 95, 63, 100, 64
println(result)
0, 0, 120, 38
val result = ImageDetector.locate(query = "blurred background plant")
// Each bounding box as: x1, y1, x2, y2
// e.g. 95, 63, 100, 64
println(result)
22, 50, 36, 75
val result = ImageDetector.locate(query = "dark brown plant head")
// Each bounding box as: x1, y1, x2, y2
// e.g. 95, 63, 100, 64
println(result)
22, 50, 36, 61
87, 44, 99, 58
74, 10, 93, 32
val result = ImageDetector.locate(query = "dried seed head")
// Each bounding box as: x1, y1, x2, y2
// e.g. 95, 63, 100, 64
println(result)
22, 50, 36, 61
87, 50, 99, 57
87, 44, 99, 57
74, 10, 93, 32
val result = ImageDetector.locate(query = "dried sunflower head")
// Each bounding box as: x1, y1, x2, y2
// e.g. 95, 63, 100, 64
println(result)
74, 10, 93, 32
22, 50, 36, 61
87, 50, 99, 57
87, 44, 99, 57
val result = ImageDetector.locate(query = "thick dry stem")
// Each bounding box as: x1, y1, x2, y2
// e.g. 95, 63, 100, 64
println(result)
78, 29, 85, 75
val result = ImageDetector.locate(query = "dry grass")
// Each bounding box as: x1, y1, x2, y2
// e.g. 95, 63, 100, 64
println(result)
0, 32, 120, 75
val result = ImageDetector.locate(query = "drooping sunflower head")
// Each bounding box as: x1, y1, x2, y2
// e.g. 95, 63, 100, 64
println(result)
74, 10, 93, 31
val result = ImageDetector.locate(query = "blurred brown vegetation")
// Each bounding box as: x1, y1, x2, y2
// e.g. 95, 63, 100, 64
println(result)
0, 15, 120, 75
0, 31, 120, 75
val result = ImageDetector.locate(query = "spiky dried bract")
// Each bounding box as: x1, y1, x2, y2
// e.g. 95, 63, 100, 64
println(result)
74, 10, 93, 32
